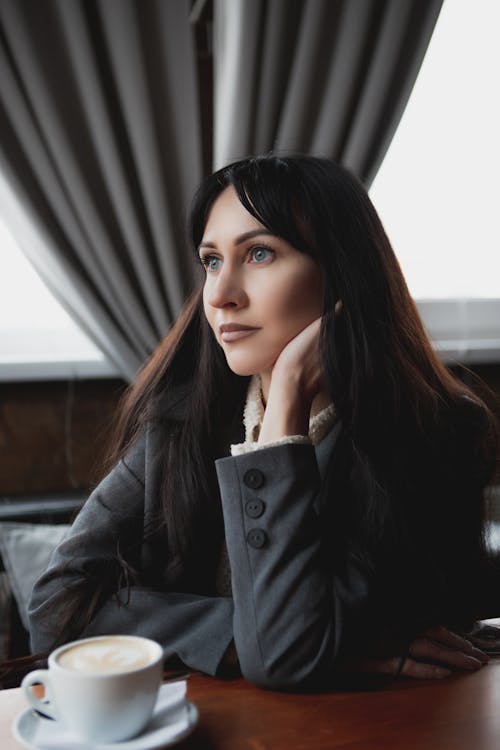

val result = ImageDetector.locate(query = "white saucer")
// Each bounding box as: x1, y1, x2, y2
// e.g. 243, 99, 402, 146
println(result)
13, 699, 198, 750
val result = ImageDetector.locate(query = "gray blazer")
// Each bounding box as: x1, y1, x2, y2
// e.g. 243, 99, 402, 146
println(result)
29, 421, 366, 689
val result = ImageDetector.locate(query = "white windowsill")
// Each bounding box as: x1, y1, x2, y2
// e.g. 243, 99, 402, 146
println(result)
417, 298, 500, 365
433, 340, 500, 365
0, 356, 120, 382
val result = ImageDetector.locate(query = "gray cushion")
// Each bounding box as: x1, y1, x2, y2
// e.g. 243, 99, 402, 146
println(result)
0, 523, 69, 631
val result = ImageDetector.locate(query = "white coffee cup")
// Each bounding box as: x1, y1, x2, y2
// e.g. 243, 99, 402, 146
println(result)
22, 635, 164, 743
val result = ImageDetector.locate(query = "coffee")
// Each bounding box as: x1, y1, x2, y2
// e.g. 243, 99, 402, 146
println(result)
57, 635, 156, 674
22, 635, 164, 743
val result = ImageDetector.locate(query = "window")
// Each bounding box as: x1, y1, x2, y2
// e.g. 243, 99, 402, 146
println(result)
369, 0, 500, 362
370, 0, 500, 299
0, 172, 118, 381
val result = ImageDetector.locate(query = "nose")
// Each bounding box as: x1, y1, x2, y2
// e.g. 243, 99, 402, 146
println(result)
205, 265, 248, 309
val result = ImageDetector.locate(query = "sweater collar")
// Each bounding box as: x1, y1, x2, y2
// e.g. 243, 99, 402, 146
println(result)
244, 375, 337, 446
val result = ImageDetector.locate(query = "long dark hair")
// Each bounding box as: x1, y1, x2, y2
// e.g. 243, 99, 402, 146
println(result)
93, 155, 497, 636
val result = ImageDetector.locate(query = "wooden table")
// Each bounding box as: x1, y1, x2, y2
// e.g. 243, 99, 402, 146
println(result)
2, 661, 500, 750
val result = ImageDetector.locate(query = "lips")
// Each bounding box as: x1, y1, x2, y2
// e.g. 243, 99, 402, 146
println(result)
219, 323, 260, 343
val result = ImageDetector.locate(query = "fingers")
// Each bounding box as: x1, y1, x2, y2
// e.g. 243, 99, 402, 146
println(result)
409, 636, 487, 672
271, 317, 324, 402
339, 624, 491, 683
422, 626, 489, 665
400, 657, 451, 680
471, 638, 500, 655
453, 623, 500, 655
424, 625, 478, 652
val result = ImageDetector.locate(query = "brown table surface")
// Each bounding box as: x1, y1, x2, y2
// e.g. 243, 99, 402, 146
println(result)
2, 658, 500, 750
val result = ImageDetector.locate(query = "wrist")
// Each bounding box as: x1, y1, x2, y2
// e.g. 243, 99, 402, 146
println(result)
258, 385, 311, 444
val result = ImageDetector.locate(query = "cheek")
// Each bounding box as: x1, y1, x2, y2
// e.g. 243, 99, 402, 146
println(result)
202, 286, 215, 330
271, 273, 323, 328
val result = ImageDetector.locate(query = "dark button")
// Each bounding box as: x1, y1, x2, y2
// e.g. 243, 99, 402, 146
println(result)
245, 499, 265, 519
243, 468, 265, 489
246, 528, 267, 549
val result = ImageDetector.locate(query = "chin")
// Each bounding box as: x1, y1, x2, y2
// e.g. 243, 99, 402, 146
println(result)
225, 362, 259, 377
223, 353, 272, 378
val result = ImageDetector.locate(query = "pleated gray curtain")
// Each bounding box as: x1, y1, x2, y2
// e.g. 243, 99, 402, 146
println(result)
0, 0, 444, 380
0, 0, 202, 380
213, 0, 444, 186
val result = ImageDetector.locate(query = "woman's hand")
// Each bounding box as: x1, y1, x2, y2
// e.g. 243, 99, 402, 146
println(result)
271, 317, 324, 405
343, 626, 489, 680
268, 302, 341, 407
258, 317, 324, 443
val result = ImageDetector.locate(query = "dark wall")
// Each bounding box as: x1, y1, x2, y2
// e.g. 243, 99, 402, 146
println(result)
0, 378, 127, 496
1, 364, 499, 497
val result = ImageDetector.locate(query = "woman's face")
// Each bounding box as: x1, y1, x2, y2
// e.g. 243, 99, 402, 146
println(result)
200, 186, 323, 381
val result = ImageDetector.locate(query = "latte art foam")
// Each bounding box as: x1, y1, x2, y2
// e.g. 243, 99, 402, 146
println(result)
57, 637, 155, 674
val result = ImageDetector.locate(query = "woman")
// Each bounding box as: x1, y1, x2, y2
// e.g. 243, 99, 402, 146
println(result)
29, 155, 498, 689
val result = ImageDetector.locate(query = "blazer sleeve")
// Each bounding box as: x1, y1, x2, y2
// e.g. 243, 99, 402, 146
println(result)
28, 433, 234, 677
215, 442, 347, 690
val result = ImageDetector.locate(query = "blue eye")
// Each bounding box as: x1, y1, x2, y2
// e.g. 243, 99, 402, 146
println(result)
200, 255, 221, 272
250, 246, 273, 263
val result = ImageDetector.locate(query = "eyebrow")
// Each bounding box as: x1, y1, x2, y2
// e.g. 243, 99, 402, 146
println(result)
198, 229, 275, 250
